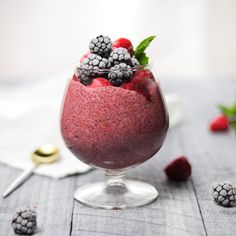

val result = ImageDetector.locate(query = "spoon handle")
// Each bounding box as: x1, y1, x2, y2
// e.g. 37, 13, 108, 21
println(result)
2, 163, 38, 198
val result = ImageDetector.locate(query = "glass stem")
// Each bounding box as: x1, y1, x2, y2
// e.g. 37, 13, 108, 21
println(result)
104, 170, 127, 189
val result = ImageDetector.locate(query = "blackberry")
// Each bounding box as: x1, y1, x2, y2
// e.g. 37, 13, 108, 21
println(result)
109, 48, 132, 66
89, 35, 112, 58
12, 206, 37, 235
76, 67, 92, 85
108, 63, 133, 86
131, 57, 140, 67
77, 54, 111, 84
212, 182, 236, 207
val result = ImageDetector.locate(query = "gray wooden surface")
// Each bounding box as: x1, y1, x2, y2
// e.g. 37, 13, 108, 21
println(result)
0, 79, 236, 236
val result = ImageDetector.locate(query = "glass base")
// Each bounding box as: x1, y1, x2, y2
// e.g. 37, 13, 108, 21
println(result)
74, 179, 158, 209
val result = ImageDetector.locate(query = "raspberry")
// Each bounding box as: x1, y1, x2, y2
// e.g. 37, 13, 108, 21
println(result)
121, 69, 155, 100
88, 78, 111, 88
164, 156, 191, 181
133, 69, 154, 81
209, 115, 229, 132
112, 38, 134, 55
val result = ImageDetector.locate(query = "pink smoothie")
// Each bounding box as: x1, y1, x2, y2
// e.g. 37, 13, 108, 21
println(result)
61, 75, 168, 170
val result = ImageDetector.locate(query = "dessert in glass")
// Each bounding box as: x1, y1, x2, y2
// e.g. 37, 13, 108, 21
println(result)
61, 35, 169, 209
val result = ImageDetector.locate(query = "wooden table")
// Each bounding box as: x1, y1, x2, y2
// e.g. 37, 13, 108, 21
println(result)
0, 79, 236, 236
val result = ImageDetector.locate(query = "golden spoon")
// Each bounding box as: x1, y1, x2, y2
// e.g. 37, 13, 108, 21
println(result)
2, 144, 59, 198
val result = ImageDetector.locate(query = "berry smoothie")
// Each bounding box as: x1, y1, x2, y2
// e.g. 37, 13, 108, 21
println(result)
61, 73, 168, 170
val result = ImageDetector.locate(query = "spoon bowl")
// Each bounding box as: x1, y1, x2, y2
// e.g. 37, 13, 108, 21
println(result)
32, 144, 59, 164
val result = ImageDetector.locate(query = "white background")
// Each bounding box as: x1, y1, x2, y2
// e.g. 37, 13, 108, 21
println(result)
1, 0, 236, 84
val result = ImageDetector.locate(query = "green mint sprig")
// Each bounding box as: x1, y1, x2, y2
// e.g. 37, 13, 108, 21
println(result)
134, 36, 156, 65
218, 103, 236, 132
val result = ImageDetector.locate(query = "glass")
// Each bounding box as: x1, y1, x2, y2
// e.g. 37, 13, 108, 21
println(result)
60, 64, 169, 209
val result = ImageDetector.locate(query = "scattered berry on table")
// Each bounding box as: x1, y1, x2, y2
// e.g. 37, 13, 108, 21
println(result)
109, 48, 132, 66
112, 38, 134, 55
108, 63, 133, 86
209, 115, 229, 132
164, 156, 192, 181
12, 206, 37, 235
89, 35, 112, 58
212, 182, 236, 207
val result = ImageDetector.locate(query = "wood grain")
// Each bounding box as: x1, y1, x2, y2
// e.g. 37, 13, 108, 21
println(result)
0, 165, 76, 236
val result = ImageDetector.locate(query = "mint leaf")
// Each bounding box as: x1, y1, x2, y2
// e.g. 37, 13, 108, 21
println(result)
218, 103, 236, 133
134, 36, 156, 65
136, 52, 149, 65
218, 103, 236, 117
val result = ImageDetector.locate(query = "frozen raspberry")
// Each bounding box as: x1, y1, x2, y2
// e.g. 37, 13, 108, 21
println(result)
112, 38, 134, 55
209, 115, 229, 132
12, 206, 37, 235
133, 69, 154, 81
121, 69, 155, 100
164, 156, 192, 181
88, 78, 111, 88
212, 182, 236, 207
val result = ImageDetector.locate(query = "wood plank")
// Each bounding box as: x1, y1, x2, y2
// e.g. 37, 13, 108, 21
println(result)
71, 120, 206, 236
169, 79, 236, 236
0, 164, 76, 236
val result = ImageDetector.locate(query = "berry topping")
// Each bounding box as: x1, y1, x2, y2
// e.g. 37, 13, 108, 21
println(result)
131, 57, 140, 67
109, 48, 132, 66
77, 54, 111, 84
108, 63, 133, 86
88, 78, 112, 88
212, 182, 236, 207
209, 115, 229, 132
133, 69, 154, 81
76, 67, 91, 85
12, 206, 37, 235
121, 69, 155, 100
82, 53, 111, 70
112, 38, 134, 55
89, 35, 112, 58
164, 156, 192, 181
80, 52, 91, 63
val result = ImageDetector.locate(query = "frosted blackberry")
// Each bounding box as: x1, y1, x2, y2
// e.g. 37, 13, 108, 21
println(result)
82, 53, 111, 70
108, 63, 133, 86
77, 53, 111, 84
12, 206, 37, 235
212, 182, 236, 207
89, 35, 112, 58
76, 67, 91, 85
109, 48, 132, 66
131, 57, 140, 67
